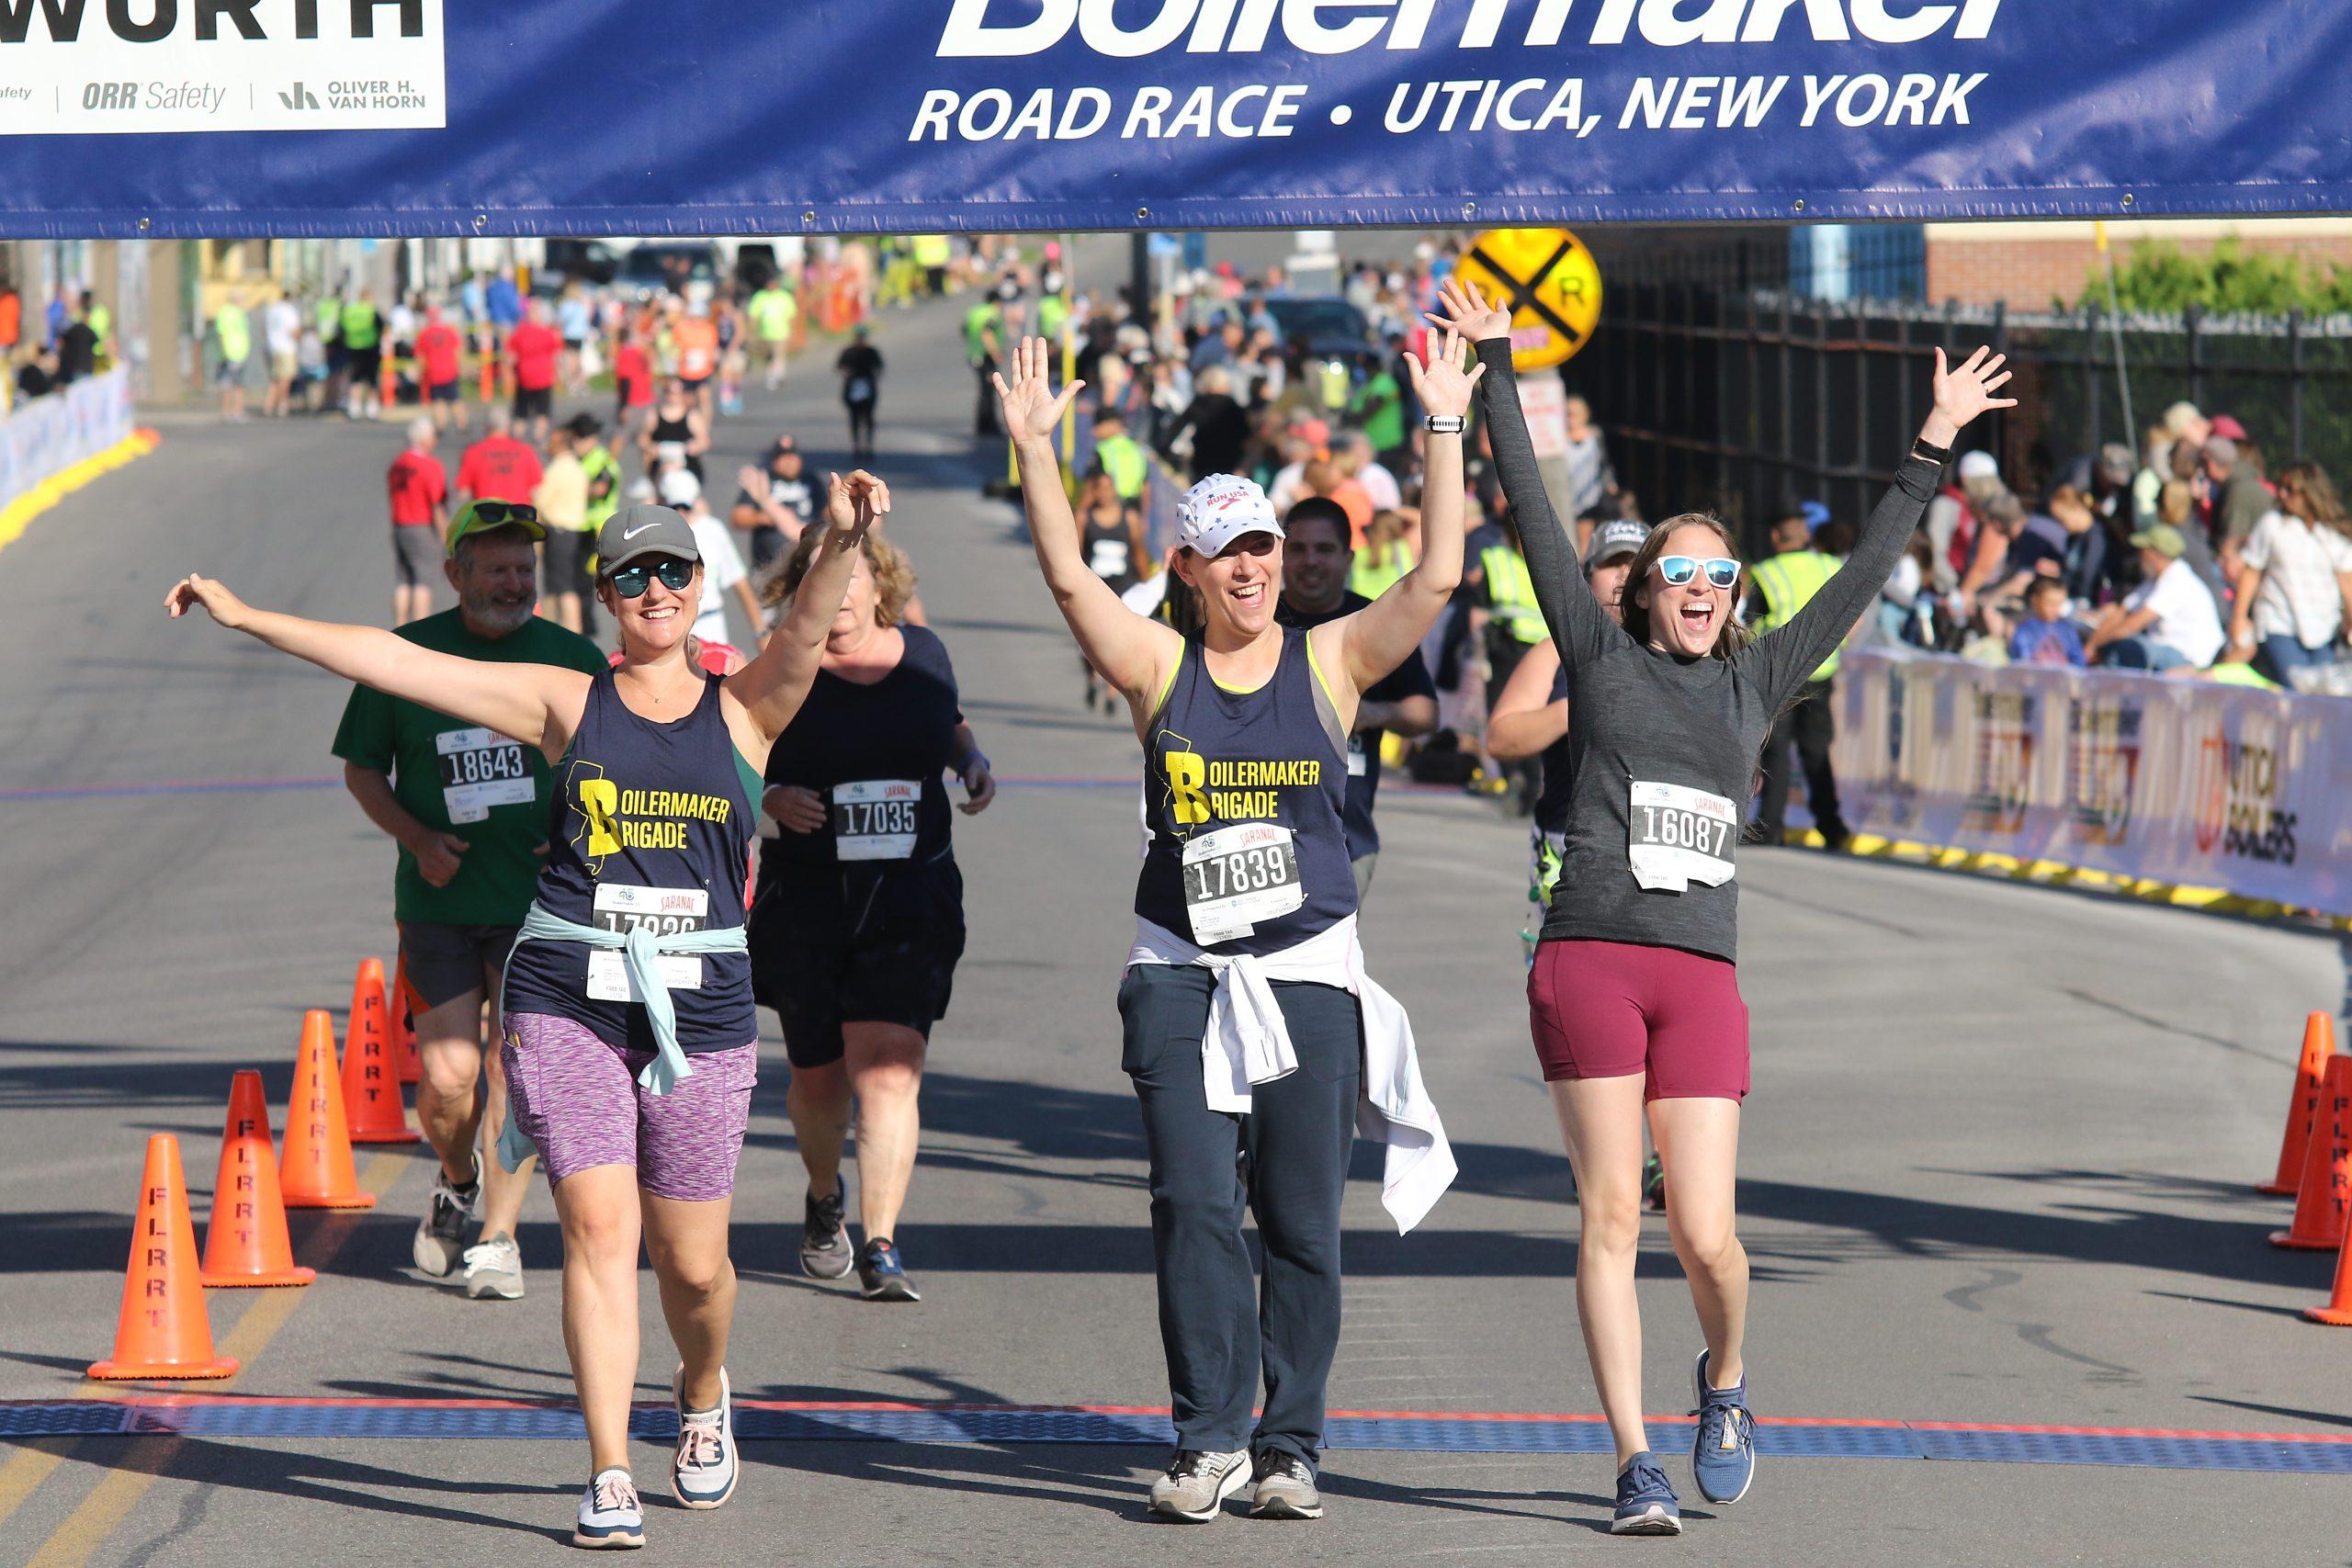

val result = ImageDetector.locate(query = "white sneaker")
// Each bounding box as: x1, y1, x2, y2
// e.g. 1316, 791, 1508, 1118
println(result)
573, 1467, 644, 1550
1148, 1449, 1250, 1522
460, 1232, 524, 1301
412, 1163, 479, 1278
670, 1365, 739, 1510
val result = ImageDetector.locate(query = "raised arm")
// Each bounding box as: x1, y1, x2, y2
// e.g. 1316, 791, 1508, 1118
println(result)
1487, 637, 1566, 761
726, 470, 883, 745
1749, 346, 2014, 707
997, 336, 1181, 719
164, 575, 587, 760
1319, 327, 1481, 705
1442, 278, 1612, 667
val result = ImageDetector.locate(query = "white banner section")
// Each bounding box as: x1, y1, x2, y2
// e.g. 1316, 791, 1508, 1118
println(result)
0, 0, 446, 135
1, 369, 132, 504
1830, 649, 2352, 916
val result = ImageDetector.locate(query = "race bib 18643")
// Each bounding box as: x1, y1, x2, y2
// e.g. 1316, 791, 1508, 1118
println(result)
585, 884, 708, 1002
435, 727, 532, 824
1181, 821, 1305, 945
832, 779, 921, 862
1627, 780, 1738, 894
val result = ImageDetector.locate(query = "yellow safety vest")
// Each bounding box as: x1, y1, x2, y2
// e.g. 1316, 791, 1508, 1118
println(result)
1747, 548, 1842, 681
1480, 542, 1547, 646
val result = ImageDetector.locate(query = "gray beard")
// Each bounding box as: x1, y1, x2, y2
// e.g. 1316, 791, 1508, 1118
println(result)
462, 596, 536, 637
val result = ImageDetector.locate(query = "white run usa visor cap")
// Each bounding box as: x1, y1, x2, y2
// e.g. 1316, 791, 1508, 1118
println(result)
1176, 473, 1283, 558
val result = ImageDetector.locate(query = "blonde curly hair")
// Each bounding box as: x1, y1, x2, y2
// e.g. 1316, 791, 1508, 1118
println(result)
760, 525, 919, 628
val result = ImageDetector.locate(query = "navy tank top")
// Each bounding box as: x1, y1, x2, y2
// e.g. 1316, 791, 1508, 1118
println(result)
503, 668, 763, 1054
1136, 628, 1355, 957
1535, 663, 1573, 837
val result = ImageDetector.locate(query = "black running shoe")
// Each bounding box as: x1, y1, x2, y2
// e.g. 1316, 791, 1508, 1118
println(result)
856, 1236, 921, 1302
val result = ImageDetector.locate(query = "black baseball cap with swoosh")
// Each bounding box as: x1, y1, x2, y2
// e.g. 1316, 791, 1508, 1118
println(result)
595, 502, 702, 576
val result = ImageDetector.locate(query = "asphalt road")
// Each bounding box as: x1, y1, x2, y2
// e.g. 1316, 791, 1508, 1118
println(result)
0, 270, 2346, 1566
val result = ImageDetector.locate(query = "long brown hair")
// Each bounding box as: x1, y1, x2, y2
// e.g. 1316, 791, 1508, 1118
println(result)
2278, 460, 2349, 537
1619, 513, 1753, 660
760, 525, 918, 627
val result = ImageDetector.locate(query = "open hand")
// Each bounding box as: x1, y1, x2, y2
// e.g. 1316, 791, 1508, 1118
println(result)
1932, 346, 2018, 430
1427, 276, 1511, 343
763, 784, 827, 834
164, 573, 250, 629
1403, 326, 1486, 421
990, 335, 1084, 444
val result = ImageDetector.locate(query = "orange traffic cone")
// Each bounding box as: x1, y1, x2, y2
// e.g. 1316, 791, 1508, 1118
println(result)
2305, 1223, 2352, 1325
2260, 1013, 2335, 1194
389, 953, 421, 1086
200, 1070, 316, 1288
2271, 1055, 2351, 1250
281, 1009, 376, 1210
343, 959, 419, 1145
89, 1134, 239, 1380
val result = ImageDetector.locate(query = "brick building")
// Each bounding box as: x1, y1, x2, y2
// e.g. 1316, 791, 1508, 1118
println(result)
1924, 218, 2352, 310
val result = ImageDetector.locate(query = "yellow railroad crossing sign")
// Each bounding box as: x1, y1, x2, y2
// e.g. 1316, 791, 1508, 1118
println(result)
1455, 227, 1602, 370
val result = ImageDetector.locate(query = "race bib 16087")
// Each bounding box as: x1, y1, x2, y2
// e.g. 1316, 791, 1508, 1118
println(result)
1627, 780, 1738, 894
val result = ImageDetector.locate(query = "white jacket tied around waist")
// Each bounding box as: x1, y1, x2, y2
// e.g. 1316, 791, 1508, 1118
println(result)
1126, 913, 1456, 1234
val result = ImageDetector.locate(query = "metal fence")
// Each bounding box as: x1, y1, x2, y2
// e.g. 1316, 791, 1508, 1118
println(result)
1570, 283, 2352, 550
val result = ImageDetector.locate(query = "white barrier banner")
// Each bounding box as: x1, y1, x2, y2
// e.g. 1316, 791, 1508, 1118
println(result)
0, 369, 132, 507
1831, 649, 2352, 917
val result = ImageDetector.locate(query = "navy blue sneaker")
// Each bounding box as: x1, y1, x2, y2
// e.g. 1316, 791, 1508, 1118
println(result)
1611, 1450, 1681, 1536
856, 1236, 921, 1302
1690, 1349, 1756, 1505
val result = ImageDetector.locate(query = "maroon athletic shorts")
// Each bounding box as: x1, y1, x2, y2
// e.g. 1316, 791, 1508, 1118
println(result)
1527, 939, 1750, 1101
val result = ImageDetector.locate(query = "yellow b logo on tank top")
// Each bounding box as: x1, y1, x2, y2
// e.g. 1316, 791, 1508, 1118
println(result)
1163, 749, 1209, 828
578, 778, 620, 860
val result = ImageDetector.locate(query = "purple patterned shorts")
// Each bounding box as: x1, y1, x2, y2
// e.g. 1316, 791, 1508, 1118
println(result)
501, 1012, 757, 1201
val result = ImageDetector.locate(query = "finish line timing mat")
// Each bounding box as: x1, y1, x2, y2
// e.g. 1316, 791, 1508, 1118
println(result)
5, 1399, 2347, 1475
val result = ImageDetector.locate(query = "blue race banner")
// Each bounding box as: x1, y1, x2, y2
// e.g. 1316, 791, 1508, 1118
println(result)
1, 0, 2348, 236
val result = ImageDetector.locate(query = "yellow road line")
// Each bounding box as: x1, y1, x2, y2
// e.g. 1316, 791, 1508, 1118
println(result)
0, 429, 160, 556
5, 1147, 413, 1560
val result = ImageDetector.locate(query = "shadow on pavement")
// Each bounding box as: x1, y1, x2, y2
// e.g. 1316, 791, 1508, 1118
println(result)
108, 1433, 571, 1541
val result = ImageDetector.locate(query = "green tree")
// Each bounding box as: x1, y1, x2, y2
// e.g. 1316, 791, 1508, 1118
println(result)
2075, 235, 2352, 315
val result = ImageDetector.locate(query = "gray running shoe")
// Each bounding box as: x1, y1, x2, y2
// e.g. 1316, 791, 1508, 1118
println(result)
412, 1162, 479, 1278
1249, 1450, 1324, 1519
1148, 1449, 1250, 1523
801, 1183, 854, 1280
460, 1231, 524, 1301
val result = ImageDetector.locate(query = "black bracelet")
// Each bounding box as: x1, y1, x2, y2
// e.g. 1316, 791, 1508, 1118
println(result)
1911, 437, 1953, 464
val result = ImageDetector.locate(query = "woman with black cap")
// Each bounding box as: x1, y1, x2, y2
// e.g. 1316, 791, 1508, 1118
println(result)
167, 471, 884, 1550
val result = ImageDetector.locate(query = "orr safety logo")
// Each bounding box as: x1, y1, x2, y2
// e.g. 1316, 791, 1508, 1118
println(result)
0, 0, 446, 135
911, 0, 2002, 147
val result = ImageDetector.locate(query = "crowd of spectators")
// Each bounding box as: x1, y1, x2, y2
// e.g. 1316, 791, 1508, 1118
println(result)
0, 285, 107, 409
1878, 399, 2352, 692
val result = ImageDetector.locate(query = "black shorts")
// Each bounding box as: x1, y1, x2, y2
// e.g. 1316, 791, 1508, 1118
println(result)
513, 385, 553, 420
391, 525, 442, 588
401, 919, 520, 1013
427, 378, 461, 403
750, 860, 966, 1069
349, 344, 382, 386
543, 528, 593, 592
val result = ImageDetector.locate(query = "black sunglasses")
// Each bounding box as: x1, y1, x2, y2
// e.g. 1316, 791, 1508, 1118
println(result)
608, 558, 695, 597
465, 501, 539, 529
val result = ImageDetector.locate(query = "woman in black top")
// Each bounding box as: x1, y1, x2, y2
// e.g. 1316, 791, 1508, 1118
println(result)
1076, 468, 1146, 710
1452, 275, 2012, 1535
749, 527, 994, 1302
642, 378, 709, 482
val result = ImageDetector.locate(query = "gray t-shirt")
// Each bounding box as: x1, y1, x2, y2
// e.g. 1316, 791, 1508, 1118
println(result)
1477, 338, 1939, 964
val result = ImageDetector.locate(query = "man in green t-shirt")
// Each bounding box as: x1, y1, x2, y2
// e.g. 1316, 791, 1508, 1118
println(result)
748, 281, 797, 390
1350, 355, 1406, 463
330, 506, 607, 1301
213, 299, 252, 423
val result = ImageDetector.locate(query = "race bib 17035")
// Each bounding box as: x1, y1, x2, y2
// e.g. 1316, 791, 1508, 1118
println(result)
1627, 780, 1738, 894
1181, 821, 1306, 945
584, 884, 708, 1002
832, 779, 921, 862
435, 727, 533, 825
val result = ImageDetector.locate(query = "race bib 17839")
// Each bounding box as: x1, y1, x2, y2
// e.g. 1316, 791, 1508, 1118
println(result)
1181, 821, 1306, 945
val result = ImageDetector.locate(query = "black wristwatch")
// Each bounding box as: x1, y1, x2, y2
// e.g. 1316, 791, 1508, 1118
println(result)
1911, 437, 1953, 464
